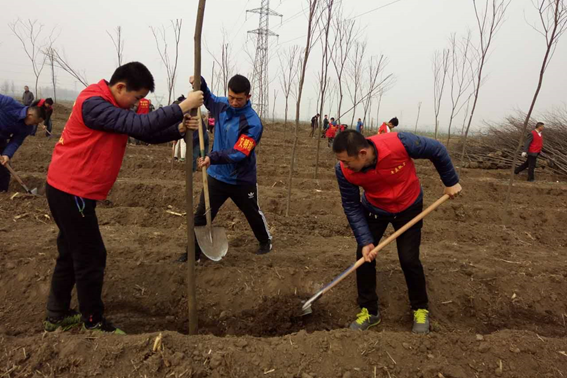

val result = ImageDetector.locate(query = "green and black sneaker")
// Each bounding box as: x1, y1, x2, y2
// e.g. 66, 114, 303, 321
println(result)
349, 308, 381, 331
44, 310, 82, 332
83, 317, 126, 335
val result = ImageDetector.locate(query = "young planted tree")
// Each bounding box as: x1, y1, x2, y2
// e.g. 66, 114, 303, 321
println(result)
278, 45, 300, 144
347, 41, 367, 127
459, 0, 510, 170
314, 0, 336, 179
272, 89, 278, 124
446, 32, 474, 147
51, 48, 89, 87
361, 55, 388, 126
505, 0, 567, 206
286, 0, 320, 216
107, 26, 125, 67
44, 36, 58, 102
432, 48, 450, 140
206, 31, 234, 96
9, 19, 51, 96
331, 15, 358, 123
414, 101, 422, 133
150, 19, 183, 105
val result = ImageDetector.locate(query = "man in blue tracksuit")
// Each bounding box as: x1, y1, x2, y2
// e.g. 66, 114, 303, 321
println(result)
0, 94, 46, 191
178, 74, 272, 262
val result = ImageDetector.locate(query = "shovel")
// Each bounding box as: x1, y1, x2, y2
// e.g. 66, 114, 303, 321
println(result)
194, 108, 228, 261
4, 163, 38, 195
301, 194, 451, 316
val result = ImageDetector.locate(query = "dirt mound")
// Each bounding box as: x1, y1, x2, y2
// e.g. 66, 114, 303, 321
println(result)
1, 111, 567, 377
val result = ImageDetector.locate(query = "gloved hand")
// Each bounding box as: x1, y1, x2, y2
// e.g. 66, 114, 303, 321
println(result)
521, 152, 527, 158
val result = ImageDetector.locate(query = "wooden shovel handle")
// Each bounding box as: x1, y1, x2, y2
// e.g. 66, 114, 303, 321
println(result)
4, 163, 31, 193
197, 108, 212, 230
319, 194, 450, 296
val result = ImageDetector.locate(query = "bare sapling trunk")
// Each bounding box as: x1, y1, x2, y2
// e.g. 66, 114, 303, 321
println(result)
505, 0, 567, 208
9, 19, 52, 96
459, 0, 510, 171
347, 41, 367, 127
331, 14, 358, 124
414, 102, 422, 133
151, 19, 183, 105
432, 49, 450, 140
278, 45, 300, 146
286, 0, 320, 217
446, 32, 474, 147
107, 26, 125, 67
51, 48, 89, 87
315, 0, 335, 180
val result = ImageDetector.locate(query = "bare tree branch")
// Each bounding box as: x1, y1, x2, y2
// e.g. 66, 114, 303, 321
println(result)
106, 26, 125, 67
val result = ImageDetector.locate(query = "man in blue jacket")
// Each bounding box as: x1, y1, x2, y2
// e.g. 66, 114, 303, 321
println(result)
333, 130, 462, 334
178, 74, 272, 262
0, 94, 46, 191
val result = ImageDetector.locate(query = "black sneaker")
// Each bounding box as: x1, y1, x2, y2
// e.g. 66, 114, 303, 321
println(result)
256, 241, 273, 255
44, 309, 82, 332
83, 318, 126, 335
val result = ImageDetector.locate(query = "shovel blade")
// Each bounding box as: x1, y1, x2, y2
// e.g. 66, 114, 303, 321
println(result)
195, 226, 228, 262
30, 188, 38, 195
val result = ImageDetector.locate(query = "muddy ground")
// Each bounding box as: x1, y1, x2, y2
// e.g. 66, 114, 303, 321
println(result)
1, 104, 567, 377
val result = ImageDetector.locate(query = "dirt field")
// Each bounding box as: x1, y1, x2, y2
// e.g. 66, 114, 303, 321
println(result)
1, 104, 567, 377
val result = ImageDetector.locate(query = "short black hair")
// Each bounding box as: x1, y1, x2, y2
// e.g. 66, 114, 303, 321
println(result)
29, 106, 46, 120
330, 117, 335, 121
332, 130, 370, 156
45, 98, 54, 105
536, 122, 544, 128
389, 117, 399, 127
228, 74, 251, 95
109, 62, 155, 92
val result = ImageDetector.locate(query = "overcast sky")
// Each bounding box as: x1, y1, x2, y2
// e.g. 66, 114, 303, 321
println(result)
1, 0, 566, 132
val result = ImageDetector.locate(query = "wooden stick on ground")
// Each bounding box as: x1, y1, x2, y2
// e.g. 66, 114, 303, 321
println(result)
185, 0, 206, 336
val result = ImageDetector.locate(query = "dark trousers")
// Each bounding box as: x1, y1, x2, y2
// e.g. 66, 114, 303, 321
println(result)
30, 124, 38, 136
356, 201, 428, 315
0, 139, 9, 192
45, 183, 107, 322
194, 175, 271, 251
45, 119, 53, 137
514, 155, 537, 181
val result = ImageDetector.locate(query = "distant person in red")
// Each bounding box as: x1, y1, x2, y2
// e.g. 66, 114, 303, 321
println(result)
33, 98, 54, 137
378, 117, 398, 135
43, 62, 203, 335
514, 122, 544, 182
207, 112, 215, 133
325, 120, 338, 147
136, 98, 151, 115
339, 124, 346, 133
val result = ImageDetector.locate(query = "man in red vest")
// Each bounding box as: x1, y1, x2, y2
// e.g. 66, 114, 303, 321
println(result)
136, 97, 151, 115
333, 130, 462, 333
378, 117, 398, 134
44, 62, 203, 334
514, 122, 544, 182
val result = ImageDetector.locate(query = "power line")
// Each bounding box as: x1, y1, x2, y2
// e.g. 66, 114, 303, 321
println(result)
350, 0, 405, 19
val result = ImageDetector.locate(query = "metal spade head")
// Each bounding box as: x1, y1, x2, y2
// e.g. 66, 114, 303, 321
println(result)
29, 188, 38, 195
194, 225, 228, 262
300, 292, 322, 317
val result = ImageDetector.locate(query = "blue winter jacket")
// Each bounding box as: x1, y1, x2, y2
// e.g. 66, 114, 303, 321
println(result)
81, 95, 184, 144
0, 94, 33, 158
336, 132, 459, 246
199, 77, 263, 185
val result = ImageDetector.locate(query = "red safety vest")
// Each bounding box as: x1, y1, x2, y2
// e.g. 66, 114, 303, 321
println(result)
137, 98, 150, 114
326, 125, 337, 138
378, 122, 390, 134
47, 80, 129, 200
340, 133, 421, 213
528, 130, 543, 154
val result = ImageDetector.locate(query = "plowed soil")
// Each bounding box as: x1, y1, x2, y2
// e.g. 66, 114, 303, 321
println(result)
1, 104, 567, 378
